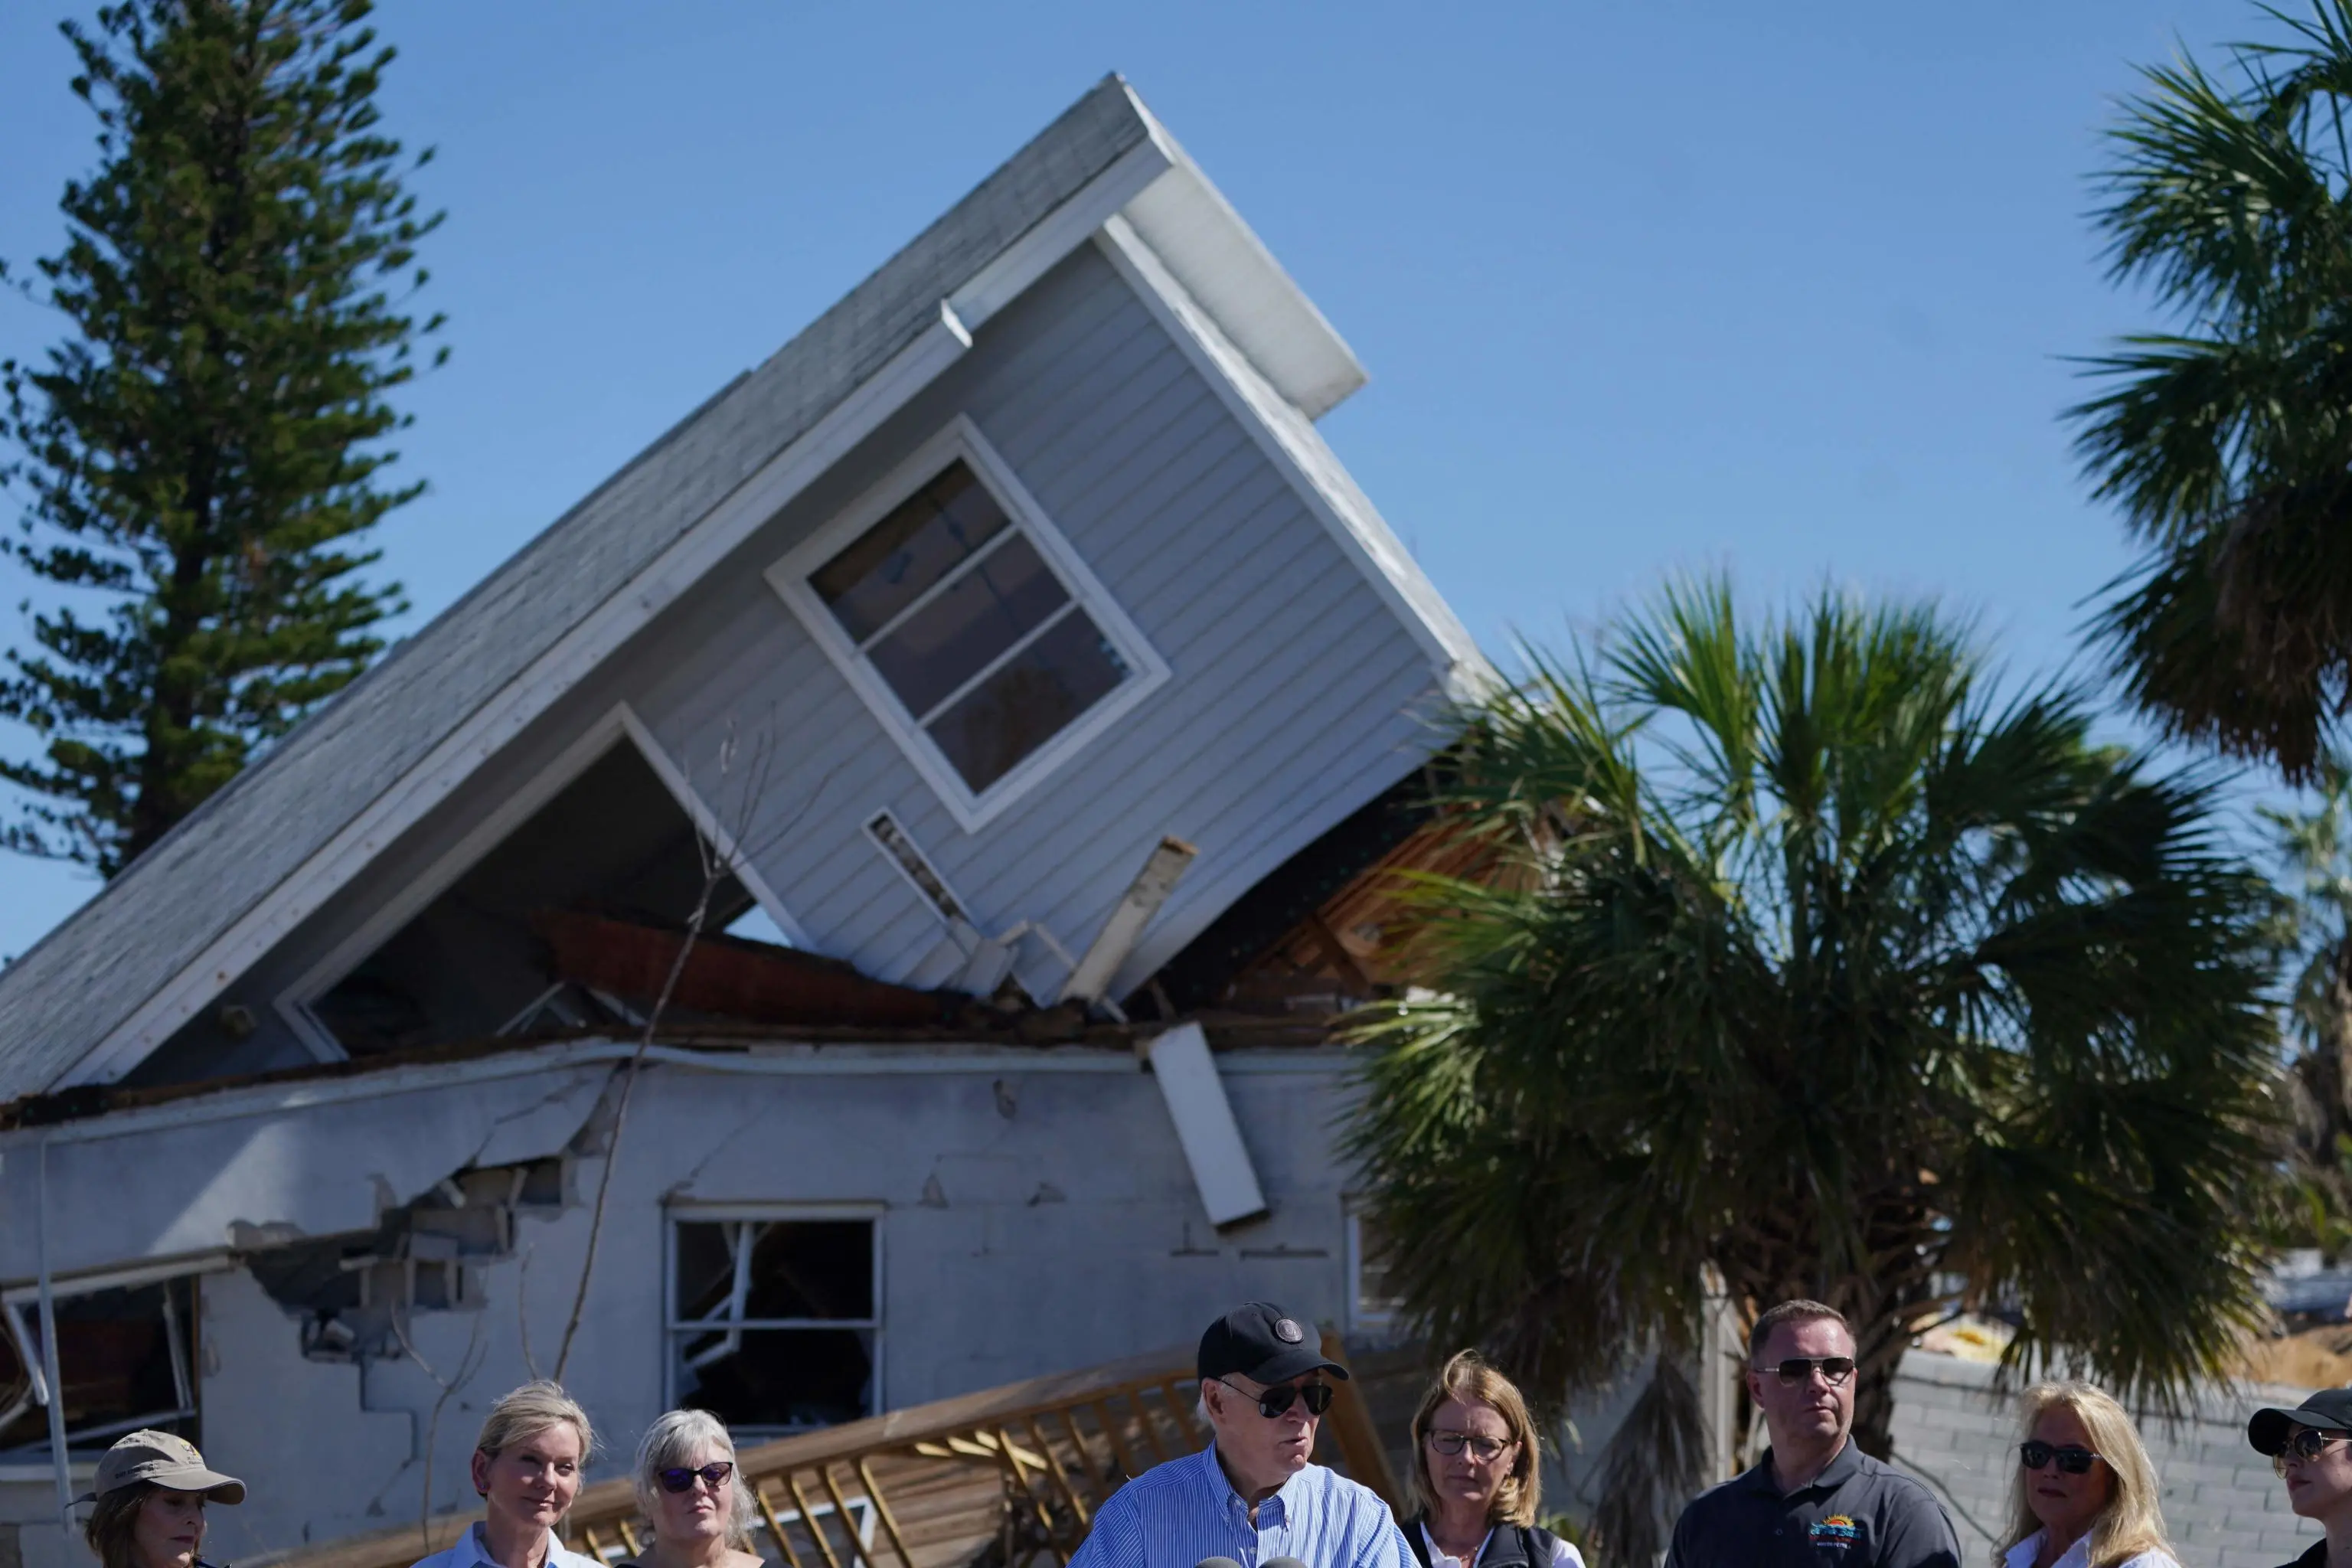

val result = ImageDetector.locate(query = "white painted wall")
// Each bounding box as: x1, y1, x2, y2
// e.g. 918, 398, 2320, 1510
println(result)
3, 1050, 1365, 1563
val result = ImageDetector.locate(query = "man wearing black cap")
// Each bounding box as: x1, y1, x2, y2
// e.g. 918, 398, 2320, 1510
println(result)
2247, 1386, 2352, 1568
1069, 1302, 1411, 1568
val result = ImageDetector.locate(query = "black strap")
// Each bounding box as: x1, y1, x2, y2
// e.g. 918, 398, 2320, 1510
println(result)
1399, 1520, 1556, 1568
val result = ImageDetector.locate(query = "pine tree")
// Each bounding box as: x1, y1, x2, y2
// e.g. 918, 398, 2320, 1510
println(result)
0, 0, 441, 874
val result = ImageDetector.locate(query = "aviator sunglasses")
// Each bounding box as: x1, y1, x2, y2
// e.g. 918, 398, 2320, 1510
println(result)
2018, 1442, 2102, 1476
1215, 1379, 1335, 1419
657, 1462, 735, 1494
1756, 1356, 1856, 1387
2272, 1429, 2352, 1475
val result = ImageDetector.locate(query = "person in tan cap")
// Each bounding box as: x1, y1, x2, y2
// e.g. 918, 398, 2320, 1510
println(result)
77, 1428, 245, 1568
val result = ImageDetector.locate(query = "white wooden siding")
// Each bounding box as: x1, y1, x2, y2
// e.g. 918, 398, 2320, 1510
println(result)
202, 242, 1449, 1044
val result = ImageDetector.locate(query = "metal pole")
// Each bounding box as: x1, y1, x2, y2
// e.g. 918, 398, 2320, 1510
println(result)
37, 1135, 74, 1540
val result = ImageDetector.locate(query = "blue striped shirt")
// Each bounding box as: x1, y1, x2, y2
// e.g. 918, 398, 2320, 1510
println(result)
1070, 1443, 1413, 1568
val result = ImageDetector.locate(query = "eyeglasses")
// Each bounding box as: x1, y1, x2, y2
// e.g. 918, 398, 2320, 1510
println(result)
1215, 1379, 1334, 1419
1428, 1429, 1514, 1462
2273, 1429, 2352, 1475
1754, 1356, 1856, 1387
656, 1462, 734, 1494
2018, 1442, 2102, 1476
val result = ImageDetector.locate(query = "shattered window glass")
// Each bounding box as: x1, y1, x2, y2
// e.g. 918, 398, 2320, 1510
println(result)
669, 1217, 877, 1433
812, 459, 1135, 795
0, 1276, 200, 1454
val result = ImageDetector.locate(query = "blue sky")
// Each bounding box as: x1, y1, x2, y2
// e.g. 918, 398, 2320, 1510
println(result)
0, 1, 2267, 959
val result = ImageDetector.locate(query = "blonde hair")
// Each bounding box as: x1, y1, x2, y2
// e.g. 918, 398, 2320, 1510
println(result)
1998, 1383, 2172, 1568
477, 1380, 599, 1465
633, 1409, 755, 1550
1406, 1351, 1544, 1527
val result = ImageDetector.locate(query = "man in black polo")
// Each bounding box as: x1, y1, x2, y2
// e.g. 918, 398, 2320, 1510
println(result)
1665, 1299, 1959, 1568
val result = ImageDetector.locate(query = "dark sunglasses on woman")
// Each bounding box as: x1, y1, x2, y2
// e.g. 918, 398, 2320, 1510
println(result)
657, 1462, 734, 1494
1217, 1378, 1334, 1419
2272, 1429, 2352, 1475
2018, 1441, 2101, 1475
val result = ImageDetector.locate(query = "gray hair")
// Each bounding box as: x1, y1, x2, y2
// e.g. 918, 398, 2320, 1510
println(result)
632, 1408, 755, 1549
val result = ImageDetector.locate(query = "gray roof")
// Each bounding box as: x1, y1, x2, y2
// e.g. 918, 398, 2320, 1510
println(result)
0, 76, 1155, 1102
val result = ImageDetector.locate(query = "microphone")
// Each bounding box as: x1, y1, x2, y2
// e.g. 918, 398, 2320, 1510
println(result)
1194, 1560, 1244, 1568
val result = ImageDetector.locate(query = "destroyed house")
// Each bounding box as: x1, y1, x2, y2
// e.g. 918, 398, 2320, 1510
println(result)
0, 77, 1483, 1568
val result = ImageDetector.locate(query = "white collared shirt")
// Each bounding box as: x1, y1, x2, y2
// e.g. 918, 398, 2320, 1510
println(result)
1418, 1521, 1586, 1568
2000, 1529, 2178, 1568
409, 1521, 605, 1568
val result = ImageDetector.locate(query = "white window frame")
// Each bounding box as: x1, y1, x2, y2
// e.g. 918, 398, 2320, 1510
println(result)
662, 1203, 885, 1436
766, 416, 1171, 833
1344, 1206, 1403, 1344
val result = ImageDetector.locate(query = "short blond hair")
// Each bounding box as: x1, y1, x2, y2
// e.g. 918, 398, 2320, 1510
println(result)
477, 1380, 598, 1464
1998, 1383, 2172, 1568
1406, 1351, 1544, 1527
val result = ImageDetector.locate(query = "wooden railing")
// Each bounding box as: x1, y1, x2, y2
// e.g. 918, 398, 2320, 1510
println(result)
280, 1332, 1397, 1568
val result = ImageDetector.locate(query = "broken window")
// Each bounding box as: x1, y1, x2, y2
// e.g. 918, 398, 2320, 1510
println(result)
0, 1275, 199, 1454
808, 459, 1138, 795
668, 1212, 878, 1434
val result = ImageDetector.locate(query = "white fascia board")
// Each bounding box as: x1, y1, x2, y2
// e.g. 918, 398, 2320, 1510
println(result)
1144, 1022, 1269, 1229
51, 141, 1179, 1094
10, 1040, 1148, 1154
1095, 214, 1490, 697
1114, 87, 1367, 421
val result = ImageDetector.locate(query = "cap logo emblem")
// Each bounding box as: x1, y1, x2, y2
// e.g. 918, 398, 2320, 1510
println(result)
1274, 1318, 1305, 1344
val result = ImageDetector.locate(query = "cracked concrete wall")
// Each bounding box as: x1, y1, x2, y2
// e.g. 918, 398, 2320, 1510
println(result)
0, 1066, 612, 1284
155, 1051, 1361, 1560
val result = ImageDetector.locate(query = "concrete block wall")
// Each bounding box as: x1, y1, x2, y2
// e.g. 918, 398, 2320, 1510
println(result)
1887, 1351, 2319, 1568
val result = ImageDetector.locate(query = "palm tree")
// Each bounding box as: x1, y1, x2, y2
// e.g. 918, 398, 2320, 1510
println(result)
1346, 581, 2284, 1563
2265, 759, 2352, 1256
2075, 0, 2352, 783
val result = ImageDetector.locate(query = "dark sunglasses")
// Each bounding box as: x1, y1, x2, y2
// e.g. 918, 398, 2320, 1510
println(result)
1217, 1378, 1334, 1419
2018, 1442, 2102, 1475
2273, 1429, 2352, 1473
656, 1462, 734, 1494
1756, 1356, 1856, 1387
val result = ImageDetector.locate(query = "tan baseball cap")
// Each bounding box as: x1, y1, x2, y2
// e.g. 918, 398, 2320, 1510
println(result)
73, 1429, 246, 1505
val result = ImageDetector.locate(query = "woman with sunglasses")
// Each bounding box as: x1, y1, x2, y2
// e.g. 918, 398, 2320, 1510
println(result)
2249, 1386, 2352, 1568
1400, 1351, 1583, 1568
627, 1410, 763, 1568
1995, 1383, 2174, 1568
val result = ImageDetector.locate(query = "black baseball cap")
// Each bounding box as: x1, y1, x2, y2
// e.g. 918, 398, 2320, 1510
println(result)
1197, 1302, 1349, 1387
2249, 1388, 2352, 1455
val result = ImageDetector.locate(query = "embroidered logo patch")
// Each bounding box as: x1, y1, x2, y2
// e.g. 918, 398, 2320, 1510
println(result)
1809, 1515, 1860, 1549
1273, 1318, 1305, 1344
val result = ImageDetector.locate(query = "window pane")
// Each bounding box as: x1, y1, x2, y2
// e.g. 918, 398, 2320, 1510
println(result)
674, 1220, 874, 1325
812, 462, 1010, 642
926, 610, 1130, 792
672, 1222, 740, 1325
0, 1279, 198, 1451
741, 1220, 874, 1321
867, 535, 1067, 719
675, 1328, 874, 1432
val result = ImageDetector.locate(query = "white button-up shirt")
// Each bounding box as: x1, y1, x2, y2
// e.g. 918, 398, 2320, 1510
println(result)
1999, 1530, 2178, 1568
408, 1522, 605, 1568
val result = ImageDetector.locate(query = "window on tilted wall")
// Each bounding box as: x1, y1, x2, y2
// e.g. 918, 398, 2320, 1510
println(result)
772, 420, 1168, 827
667, 1210, 880, 1434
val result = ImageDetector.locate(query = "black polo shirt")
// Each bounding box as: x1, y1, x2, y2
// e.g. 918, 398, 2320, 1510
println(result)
1664, 1439, 1960, 1568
